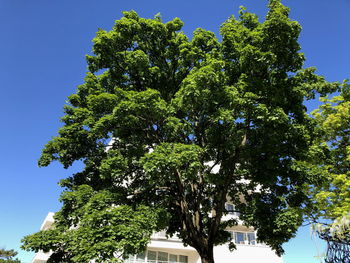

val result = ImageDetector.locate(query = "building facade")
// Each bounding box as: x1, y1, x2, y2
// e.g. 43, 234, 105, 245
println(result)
31, 211, 282, 263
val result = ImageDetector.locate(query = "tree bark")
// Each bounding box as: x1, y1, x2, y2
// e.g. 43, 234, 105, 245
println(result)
199, 248, 215, 263
195, 242, 215, 263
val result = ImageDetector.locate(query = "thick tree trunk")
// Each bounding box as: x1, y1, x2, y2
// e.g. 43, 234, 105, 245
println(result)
200, 255, 215, 263
198, 245, 215, 263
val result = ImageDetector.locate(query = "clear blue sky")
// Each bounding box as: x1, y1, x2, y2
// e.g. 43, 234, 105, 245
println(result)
0, 0, 349, 262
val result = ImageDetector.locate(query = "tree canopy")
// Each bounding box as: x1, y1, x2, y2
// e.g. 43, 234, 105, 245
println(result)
0, 248, 21, 263
309, 82, 350, 263
22, 1, 341, 263
310, 83, 350, 224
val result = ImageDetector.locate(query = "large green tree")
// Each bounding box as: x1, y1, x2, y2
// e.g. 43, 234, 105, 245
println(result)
22, 1, 340, 262
0, 248, 21, 263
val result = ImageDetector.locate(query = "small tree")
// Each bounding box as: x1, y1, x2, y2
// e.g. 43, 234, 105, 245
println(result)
0, 248, 21, 263
309, 82, 350, 262
22, 1, 340, 262
311, 83, 350, 223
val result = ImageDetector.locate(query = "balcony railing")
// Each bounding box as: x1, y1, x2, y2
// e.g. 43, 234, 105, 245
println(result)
151, 231, 181, 242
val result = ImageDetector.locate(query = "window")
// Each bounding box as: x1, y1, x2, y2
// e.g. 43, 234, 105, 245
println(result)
158, 252, 168, 263
225, 203, 241, 217
247, 232, 256, 245
169, 254, 177, 263
229, 231, 258, 246
235, 232, 245, 244
225, 203, 234, 214
147, 251, 156, 262
228, 230, 234, 241
127, 251, 188, 263
179, 255, 188, 263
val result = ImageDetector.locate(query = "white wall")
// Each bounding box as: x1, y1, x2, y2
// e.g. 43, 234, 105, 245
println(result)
212, 243, 282, 263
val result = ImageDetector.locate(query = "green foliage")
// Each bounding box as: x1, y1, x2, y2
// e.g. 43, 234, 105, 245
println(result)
23, 1, 341, 262
309, 82, 350, 233
0, 248, 21, 263
22, 186, 166, 263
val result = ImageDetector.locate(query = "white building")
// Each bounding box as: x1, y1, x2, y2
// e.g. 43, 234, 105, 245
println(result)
31, 209, 282, 263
